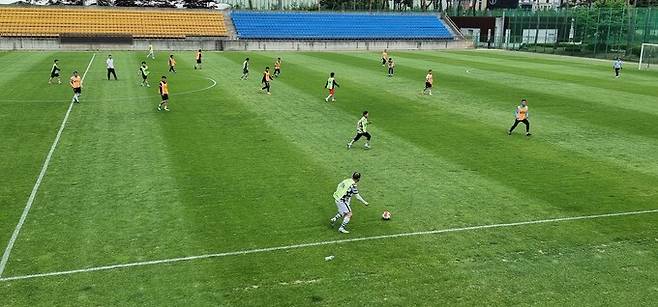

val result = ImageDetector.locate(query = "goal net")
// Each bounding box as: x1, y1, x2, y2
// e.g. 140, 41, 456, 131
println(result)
638, 43, 658, 70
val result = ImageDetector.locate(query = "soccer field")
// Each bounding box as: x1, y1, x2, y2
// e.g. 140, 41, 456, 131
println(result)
2, 49, 658, 305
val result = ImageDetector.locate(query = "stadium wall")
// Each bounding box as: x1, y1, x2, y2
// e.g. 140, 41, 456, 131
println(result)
0, 38, 472, 51
222, 40, 472, 51
0, 38, 220, 51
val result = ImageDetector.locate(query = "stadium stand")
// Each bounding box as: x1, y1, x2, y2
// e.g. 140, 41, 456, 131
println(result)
0, 7, 228, 38
231, 12, 454, 40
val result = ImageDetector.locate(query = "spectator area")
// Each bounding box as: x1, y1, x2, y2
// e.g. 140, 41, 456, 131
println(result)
231, 12, 454, 40
0, 7, 227, 38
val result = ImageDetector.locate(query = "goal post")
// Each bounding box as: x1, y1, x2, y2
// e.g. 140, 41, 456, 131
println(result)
638, 43, 658, 70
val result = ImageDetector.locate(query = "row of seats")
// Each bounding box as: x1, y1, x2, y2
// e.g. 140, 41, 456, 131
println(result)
231, 12, 454, 40
0, 7, 228, 38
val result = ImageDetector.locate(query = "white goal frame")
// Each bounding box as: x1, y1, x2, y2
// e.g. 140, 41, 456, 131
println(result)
638, 43, 658, 70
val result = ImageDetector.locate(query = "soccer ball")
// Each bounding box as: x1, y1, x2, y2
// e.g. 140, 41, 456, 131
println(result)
382, 210, 391, 220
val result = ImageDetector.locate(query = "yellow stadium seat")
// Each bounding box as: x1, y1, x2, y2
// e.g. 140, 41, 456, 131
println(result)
0, 7, 228, 38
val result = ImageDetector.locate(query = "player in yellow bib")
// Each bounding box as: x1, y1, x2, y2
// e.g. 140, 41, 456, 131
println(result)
147, 43, 155, 59
330, 172, 369, 234
508, 99, 531, 136
347, 111, 371, 149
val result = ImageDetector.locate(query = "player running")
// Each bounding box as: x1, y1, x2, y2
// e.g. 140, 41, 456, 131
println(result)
508, 99, 531, 136
139, 61, 150, 87
347, 111, 371, 149
168, 55, 176, 73
330, 172, 369, 234
387, 58, 395, 77
423, 69, 433, 95
147, 43, 155, 59
194, 49, 202, 70
261, 66, 272, 95
273, 57, 282, 77
613, 57, 623, 78
324, 72, 340, 102
49, 59, 61, 84
381, 49, 388, 66
158, 76, 170, 112
240, 58, 249, 80
70, 71, 82, 103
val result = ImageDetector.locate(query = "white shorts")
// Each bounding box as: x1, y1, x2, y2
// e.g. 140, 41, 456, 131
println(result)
335, 199, 351, 215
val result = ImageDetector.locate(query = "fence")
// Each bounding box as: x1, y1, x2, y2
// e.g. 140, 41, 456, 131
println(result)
450, 7, 658, 61
219, 0, 443, 11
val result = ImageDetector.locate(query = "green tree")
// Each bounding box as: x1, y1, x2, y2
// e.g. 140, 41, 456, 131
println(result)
114, 0, 136, 6
184, 0, 212, 8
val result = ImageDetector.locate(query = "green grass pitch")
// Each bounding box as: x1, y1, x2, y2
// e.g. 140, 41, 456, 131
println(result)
1, 49, 658, 305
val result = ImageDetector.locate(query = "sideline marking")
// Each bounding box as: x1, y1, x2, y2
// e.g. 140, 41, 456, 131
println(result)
0, 54, 96, 278
1, 208, 657, 282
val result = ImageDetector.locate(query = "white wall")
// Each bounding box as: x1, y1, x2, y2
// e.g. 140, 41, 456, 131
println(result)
0, 37, 472, 51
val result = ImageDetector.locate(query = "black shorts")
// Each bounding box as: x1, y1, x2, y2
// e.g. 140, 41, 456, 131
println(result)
196, 59, 202, 64
73, 87, 81, 94
142, 74, 148, 80
354, 131, 372, 141
274, 68, 280, 74
161, 94, 169, 100
243, 68, 249, 74
51, 72, 59, 78
425, 82, 432, 88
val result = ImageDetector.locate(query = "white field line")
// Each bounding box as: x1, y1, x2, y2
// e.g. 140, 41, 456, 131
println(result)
1, 208, 657, 282
472, 48, 611, 63
1, 77, 217, 103
0, 54, 96, 278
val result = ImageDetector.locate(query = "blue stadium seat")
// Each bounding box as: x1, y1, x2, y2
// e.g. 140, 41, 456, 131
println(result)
231, 12, 454, 40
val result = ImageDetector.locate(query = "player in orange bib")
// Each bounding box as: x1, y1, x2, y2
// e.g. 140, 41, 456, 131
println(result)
381, 49, 388, 66
158, 76, 170, 111
168, 55, 176, 73
423, 69, 433, 95
508, 99, 531, 136
273, 58, 282, 78
261, 67, 272, 95
70, 71, 82, 103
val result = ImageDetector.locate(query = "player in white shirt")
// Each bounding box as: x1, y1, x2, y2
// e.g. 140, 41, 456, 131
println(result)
613, 58, 623, 78
240, 58, 250, 80
324, 72, 340, 102
106, 55, 117, 80
147, 44, 155, 60
330, 172, 369, 234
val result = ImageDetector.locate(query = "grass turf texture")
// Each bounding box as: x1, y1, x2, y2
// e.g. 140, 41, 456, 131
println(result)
1, 50, 658, 305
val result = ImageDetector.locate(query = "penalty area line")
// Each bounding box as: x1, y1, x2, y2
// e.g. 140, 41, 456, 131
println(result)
0, 53, 96, 278
1, 207, 657, 282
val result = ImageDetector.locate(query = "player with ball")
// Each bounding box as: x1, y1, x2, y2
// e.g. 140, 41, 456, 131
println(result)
330, 172, 369, 234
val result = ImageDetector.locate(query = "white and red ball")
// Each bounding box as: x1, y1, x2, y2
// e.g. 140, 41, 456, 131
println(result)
382, 210, 391, 220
